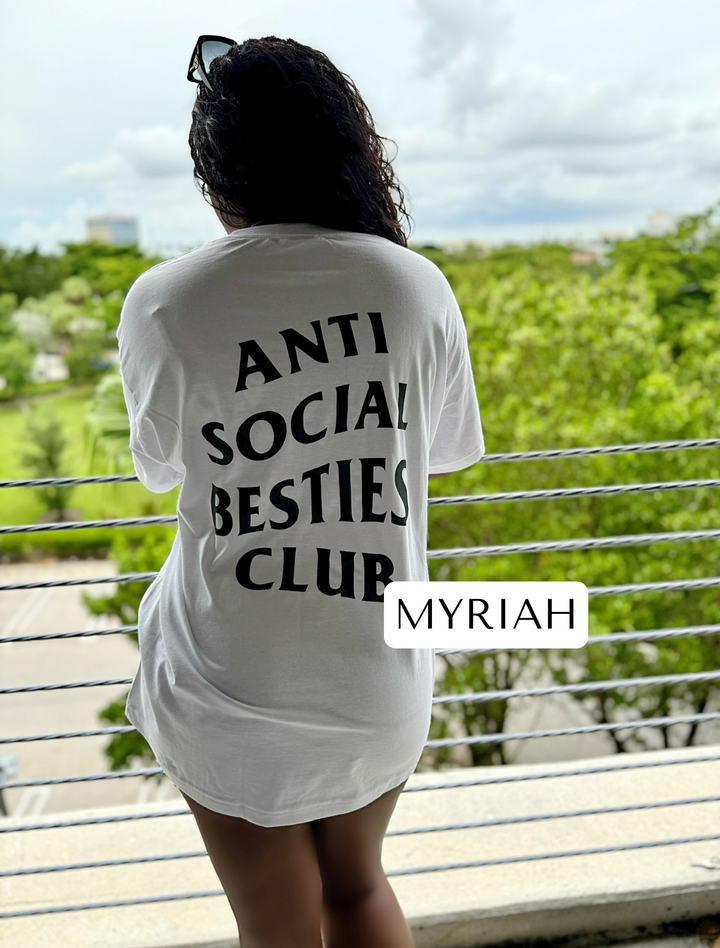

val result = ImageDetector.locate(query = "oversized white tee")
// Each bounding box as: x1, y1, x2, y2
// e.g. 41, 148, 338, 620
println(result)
117, 222, 484, 826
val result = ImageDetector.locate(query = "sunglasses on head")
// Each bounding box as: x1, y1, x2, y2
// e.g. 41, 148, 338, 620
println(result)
187, 34, 237, 92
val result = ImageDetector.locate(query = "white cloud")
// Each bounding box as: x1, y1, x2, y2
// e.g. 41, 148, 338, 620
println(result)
116, 126, 192, 179
395, 0, 720, 238
410, 0, 677, 151
413, 0, 512, 112
62, 154, 126, 182
9, 201, 92, 251
489, 71, 674, 150
62, 125, 191, 183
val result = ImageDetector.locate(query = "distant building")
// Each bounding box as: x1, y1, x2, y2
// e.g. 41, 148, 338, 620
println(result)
643, 209, 679, 237
86, 214, 139, 246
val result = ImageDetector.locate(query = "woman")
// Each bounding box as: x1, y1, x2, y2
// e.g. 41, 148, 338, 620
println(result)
118, 34, 484, 948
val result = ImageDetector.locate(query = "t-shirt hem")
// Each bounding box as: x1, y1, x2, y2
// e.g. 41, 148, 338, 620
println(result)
428, 443, 485, 475
157, 755, 418, 826
126, 693, 420, 826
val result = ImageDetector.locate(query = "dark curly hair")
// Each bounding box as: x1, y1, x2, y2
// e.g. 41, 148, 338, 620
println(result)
188, 36, 412, 247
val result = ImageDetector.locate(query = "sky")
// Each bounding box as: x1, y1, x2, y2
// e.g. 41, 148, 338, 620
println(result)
2, 0, 720, 255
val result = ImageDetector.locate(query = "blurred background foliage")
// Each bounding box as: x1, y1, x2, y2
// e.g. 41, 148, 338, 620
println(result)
1, 209, 720, 774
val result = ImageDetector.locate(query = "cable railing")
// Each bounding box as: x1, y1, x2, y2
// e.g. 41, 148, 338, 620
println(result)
1, 436, 720, 920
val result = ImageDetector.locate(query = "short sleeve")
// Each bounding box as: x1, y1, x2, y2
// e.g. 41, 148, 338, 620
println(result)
117, 272, 185, 494
428, 289, 485, 474
119, 373, 183, 494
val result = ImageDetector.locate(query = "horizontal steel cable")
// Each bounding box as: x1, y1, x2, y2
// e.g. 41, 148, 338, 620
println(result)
389, 793, 720, 834
1, 679, 133, 696
433, 438, 720, 462
5, 792, 720, 878
436, 623, 720, 655
0, 572, 155, 590
4, 751, 720, 822
2, 710, 719, 758
4, 830, 720, 918
181, 748, 720, 788
0, 625, 138, 643
4, 566, 720, 597
426, 710, 720, 748
4, 622, 718, 647
386, 831, 720, 876
0, 850, 206, 877
5, 667, 720, 706
428, 477, 720, 507
431, 669, 720, 706
0, 890, 225, 918
0, 515, 177, 535
0, 726, 135, 744
427, 527, 720, 559
0, 767, 164, 793
586, 624, 720, 645
1, 678, 132, 695
0, 475, 140, 488
587, 576, 720, 596
0, 438, 717, 494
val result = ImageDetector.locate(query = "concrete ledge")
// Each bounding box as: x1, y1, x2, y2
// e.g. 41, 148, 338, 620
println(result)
1, 745, 720, 948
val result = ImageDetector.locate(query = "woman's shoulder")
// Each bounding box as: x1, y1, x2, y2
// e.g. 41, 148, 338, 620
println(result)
353, 235, 456, 304
128, 236, 229, 294
334, 230, 450, 284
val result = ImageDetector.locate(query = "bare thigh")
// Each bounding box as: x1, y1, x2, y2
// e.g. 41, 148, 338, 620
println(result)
179, 779, 408, 945
310, 778, 408, 907
180, 791, 324, 947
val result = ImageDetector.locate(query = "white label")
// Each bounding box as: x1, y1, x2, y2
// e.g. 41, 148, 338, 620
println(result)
383, 582, 588, 649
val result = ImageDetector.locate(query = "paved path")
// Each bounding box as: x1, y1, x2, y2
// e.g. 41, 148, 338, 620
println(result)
0, 559, 182, 817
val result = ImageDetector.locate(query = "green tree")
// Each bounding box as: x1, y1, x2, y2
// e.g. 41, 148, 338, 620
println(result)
0, 247, 68, 300
0, 294, 34, 397
19, 410, 75, 519
424, 260, 720, 767
12, 274, 118, 384
608, 205, 720, 358
64, 330, 110, 382
414, 239, 585, 283
60, 241, 162, 295
0, 337, 35, 398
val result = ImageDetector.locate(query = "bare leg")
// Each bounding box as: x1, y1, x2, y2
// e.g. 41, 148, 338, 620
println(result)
180, 790, 323, 948
311, 779, 415, 948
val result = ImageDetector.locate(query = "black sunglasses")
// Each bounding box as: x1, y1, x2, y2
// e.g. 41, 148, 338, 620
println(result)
187, 34, 237, 92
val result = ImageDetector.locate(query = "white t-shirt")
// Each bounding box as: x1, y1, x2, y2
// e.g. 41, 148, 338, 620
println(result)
117, 222, 484, 826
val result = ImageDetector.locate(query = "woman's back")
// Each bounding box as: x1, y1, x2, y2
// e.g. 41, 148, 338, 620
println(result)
118, 220, 484, 825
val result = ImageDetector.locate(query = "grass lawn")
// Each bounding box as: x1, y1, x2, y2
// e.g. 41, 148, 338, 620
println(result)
0, 384, 178, 559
